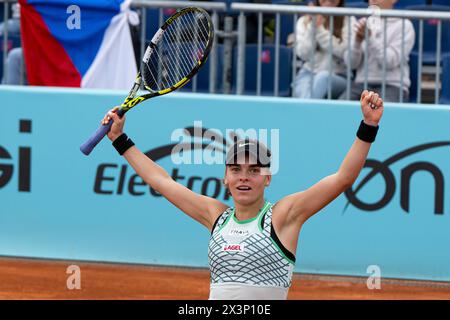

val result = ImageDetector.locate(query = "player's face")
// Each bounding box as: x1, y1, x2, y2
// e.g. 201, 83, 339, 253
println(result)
224, 163, 271, 205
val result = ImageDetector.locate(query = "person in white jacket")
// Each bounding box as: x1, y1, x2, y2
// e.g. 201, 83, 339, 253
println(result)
292, 0, 355, 99
341, 0, 415, 102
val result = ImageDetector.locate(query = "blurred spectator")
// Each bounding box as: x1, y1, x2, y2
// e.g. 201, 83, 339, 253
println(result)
292, 0, 355, 99
341, 0, 415, 102
0, 3, 20, 36
1, 4, 26, 85
2, 47, 26, 85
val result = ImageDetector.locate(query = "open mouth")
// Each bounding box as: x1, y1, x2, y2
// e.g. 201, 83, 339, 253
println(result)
236, 186, 252, 191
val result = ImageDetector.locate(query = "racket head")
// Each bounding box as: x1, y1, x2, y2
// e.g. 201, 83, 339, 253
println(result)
81, 7, 215, 156
140, 7, 214, 96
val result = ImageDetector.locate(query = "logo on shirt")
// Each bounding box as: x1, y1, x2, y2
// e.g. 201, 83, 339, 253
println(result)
238, 142, 253, 148
223, 244, 245, 252
228, 229, 250, 237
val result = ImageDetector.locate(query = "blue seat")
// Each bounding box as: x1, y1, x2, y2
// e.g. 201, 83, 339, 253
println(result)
0, 6, 4, 25
395, 0, 427, 9
406, 3, 450, 11
439, 53, 450, 104
430, 0, 450, 7
233, 44, 293, 96
409, 51, 420, 103
407, 5, 450, 64
144, 8, 160, 39
279, 14, 297, 45
410, 49, 450, 104
345, 2, 368, 8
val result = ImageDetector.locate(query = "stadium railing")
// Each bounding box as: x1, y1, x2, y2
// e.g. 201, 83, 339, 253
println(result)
3, 0, 450, 105
231, 2, 450, 104
0, 0, 20, 85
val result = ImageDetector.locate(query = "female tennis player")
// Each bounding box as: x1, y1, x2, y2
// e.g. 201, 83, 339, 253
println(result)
101, 90, 384, 300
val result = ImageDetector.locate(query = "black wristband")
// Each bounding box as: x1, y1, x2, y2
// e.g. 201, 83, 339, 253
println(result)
112, 133, 135, 155
356, 120, 379, 143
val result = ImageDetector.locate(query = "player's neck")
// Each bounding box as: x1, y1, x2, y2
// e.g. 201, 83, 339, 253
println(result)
234, 199, 266, 221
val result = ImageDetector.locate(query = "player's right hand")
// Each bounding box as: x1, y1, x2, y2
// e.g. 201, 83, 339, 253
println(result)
102, 106, 125, 142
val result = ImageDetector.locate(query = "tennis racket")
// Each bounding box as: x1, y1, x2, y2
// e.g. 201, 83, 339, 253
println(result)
80, 7, 215, 155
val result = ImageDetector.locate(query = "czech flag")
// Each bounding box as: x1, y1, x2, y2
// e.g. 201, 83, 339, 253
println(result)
19, 0, 139, 89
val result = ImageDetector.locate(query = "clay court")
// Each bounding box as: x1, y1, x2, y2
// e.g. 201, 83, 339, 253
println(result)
1, 257, 450, 300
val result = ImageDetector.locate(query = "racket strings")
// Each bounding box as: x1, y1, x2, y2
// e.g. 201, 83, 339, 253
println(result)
142, 10, 211, 92
164, 18, 205, 80
159, 12, 208, 85
163, 27, 197, 78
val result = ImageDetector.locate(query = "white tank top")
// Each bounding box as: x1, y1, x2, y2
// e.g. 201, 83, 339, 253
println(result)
208, 201, 296, 300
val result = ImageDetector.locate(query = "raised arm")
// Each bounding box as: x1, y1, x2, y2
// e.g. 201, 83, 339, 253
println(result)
103, 108, 227, 231
276, 90, 384, 226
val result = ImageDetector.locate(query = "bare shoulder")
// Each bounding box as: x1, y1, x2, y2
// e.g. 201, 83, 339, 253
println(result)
205, 197, 229, 230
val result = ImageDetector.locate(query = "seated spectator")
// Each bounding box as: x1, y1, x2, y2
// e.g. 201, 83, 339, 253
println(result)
0, 4, 20, 36
292, 0, 355, 99
1, 4, 26, 85
340, 0, 415, 102
2, 47, 27, 85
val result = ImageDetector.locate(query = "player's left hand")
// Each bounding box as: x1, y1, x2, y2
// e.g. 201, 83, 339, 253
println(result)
360, 90, 383, 126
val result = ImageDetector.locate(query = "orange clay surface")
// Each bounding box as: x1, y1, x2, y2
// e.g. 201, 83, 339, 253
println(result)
1, 257, 450, 299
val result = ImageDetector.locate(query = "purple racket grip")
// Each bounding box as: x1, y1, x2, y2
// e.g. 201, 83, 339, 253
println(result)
80, 122, 113, 155
80, 109, 125, 155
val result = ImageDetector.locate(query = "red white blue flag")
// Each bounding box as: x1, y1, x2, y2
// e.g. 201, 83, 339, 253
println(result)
19, 0, 138, 89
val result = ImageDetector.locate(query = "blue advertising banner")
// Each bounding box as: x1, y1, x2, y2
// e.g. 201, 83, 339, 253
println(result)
1, 86, 450, 281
